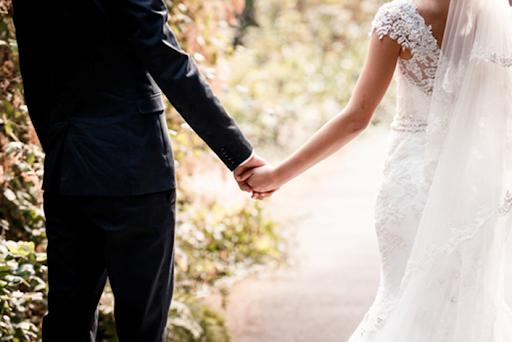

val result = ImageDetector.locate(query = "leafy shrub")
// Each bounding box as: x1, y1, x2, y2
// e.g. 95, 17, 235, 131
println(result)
223, 0, 396, 149
174, 197, 284, 294
0, 0, 394, 341
0, 2, 48, 341
0, 240, 46, 341
167, 294, 230, 342
0, 0, 286, 340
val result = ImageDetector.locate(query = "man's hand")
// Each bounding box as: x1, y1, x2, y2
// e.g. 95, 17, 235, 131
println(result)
239, 165, 280, 193
233, 154, 277, 200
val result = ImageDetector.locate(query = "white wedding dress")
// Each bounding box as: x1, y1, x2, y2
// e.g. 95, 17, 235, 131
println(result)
347, 0, 512, 340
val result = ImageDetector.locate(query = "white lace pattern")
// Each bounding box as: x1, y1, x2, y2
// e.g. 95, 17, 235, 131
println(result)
471, 42, 512, 68
349, 1, 440, 340
349, 1, 512, 341
370, 0, 440, 96
350, 0, 512, 341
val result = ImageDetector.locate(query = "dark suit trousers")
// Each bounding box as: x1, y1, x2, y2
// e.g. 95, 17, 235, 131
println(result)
42, 189, 176, 342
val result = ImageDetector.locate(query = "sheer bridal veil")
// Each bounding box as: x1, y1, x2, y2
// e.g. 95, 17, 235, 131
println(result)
373, 0, 512, 341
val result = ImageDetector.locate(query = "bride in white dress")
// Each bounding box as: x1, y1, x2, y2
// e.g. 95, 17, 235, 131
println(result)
237, 0, 512, 340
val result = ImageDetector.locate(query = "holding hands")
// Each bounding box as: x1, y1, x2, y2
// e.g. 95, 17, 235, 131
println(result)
237, 165, 282, 199
233, 154, 282, 200
233, 81, 380, 200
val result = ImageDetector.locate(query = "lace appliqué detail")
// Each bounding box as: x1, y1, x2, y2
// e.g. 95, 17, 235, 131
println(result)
403, 191, 512, 284
498, 191, 512, 215
471, 42, 512, 68
391, 116, 428, 133
359, 287, 395, 336
370, 0, 440, 96
375, 223, 410, 278
423, 59, 468, 184
374, 131, 428, 280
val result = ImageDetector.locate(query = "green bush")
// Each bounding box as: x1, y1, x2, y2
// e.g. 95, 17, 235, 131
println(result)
0, 240, 47, 341
174, 196, 284, 292
0, 0, 395, 341
0, 0, 287, 341
167, 294, 230, 342
223, 0, 396, 148
0, 2, 48, 340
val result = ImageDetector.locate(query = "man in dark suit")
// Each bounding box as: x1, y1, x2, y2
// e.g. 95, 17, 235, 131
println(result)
12, 0, 271, 340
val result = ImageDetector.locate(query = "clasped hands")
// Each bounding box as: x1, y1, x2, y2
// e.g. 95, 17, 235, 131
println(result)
233, 154, 281, 200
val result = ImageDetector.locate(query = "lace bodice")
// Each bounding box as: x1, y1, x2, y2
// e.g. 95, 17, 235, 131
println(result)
369, 0, 440, 135
370, 0, 440, 96
348, 2, 442, 340
349, 2, 512, 341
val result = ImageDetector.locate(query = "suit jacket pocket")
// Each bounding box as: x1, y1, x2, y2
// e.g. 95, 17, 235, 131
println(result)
136, 93, 166, 115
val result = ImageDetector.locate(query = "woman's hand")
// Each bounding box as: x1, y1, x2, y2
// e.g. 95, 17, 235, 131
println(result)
238, 31, 400, 200
237, 165, 282, 198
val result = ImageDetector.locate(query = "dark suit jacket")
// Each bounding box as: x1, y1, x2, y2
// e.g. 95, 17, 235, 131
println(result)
12, 0, 253, 196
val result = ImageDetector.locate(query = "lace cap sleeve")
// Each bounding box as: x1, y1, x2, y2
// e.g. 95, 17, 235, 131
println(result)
369, 0, 417, 52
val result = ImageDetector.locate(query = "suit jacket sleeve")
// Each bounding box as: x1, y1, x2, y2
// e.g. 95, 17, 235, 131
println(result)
13, 0, 51, 152
117, 0, 253, 170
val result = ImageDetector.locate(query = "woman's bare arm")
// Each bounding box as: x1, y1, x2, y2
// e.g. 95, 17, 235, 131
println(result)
239, 33, 402, 195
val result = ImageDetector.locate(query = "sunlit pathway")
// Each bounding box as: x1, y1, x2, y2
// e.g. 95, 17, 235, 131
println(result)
224, 127, 389, 342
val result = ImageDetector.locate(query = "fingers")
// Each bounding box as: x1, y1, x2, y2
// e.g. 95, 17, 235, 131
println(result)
233, 166, 247, 181
233, 154, 266, 182
233, 154, 268, 177
233, 165, 255, 193
237, 180, 253, 193
251, 192, 263, 200
233, 153, 272, 196
236, 168, 255, 183
244, 154, 269, 169
251, 189, 278, 200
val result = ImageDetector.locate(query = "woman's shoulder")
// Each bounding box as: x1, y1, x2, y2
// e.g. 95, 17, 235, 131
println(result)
371, 0, 418, 38
370, 0, 419, 39
374, 0, 417, 19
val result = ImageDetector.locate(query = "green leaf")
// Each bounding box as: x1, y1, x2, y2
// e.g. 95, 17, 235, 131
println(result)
25, 152, 35, 167
5, 142, 22, 156
0, 22, 8, 34
3, 121, 12, 136
0, 220, 9, 231
0, 266, 12, 272
4, 275, 25, 286
15, 264, 34, 279
15, 162, 30, 173
17, 242, 35, 256
2, 101, 14, 117
8, 40, 18, 55
35, 253, 46, 262
3, 189, 16, 202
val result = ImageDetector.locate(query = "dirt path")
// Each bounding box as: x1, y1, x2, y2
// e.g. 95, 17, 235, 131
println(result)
221, 127, 390, 342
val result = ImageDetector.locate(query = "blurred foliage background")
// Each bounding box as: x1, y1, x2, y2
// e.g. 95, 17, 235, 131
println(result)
223, 0, 395, 149
0, 0, 393, 341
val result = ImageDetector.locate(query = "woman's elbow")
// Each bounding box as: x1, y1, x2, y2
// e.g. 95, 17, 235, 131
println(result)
346, 117, 370, 135
339, 104, 373, 135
